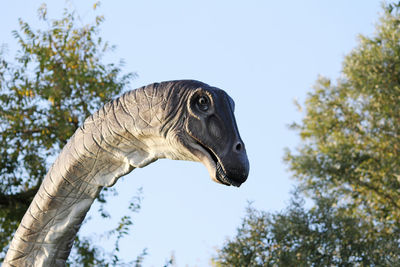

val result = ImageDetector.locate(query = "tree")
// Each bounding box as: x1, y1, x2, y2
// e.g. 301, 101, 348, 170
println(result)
0, 3, 140, 264
214, 1, 400, 265
212, 192, 400, 266
285, 1, 400, 228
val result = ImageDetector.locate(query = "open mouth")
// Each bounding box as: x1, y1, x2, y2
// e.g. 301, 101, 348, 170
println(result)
196, 142, 242, 187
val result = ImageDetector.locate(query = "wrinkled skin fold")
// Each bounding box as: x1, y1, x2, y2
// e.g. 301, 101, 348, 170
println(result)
3, 80, 249, 266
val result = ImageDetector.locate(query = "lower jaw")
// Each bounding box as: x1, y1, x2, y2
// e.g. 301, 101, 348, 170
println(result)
216, 175, 231, 186
194, 141, 242, 187
216, 162, 241, 187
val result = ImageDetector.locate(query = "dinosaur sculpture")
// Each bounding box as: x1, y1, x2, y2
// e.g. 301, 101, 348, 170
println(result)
3, 80, 249, 266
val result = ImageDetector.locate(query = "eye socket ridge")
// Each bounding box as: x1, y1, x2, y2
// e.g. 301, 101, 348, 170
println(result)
196, 95, 210, 112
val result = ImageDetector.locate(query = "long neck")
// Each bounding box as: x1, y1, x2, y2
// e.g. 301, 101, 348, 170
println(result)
3, 85, 173, 266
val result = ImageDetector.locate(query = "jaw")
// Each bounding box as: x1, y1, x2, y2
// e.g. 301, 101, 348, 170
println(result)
189, 141, 242, 187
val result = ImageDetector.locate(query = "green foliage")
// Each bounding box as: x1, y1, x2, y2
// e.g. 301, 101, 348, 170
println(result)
285, 2, 400, 227
215, 2, 400, 266
213, 192, 400, 266
0, 3, 140, 264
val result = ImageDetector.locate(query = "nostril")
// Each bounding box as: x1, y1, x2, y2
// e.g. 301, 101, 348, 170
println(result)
235, 142, 242, 152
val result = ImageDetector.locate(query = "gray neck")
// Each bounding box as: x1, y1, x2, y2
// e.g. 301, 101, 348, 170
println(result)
3, 84, 181, 266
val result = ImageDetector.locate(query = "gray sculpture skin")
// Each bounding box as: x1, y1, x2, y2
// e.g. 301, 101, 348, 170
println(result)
3, 80, 249, 266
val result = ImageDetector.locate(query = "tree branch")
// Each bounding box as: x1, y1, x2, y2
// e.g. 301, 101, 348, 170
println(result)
0, 186, 39, 207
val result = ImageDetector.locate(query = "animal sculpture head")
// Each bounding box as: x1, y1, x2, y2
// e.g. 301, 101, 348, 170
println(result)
159, 80, 249, 187
3, 80, 249, 266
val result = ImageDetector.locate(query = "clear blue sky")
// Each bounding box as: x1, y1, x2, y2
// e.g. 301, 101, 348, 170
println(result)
1, 1, 382, 266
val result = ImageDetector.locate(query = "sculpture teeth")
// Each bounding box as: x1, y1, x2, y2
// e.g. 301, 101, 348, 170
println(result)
216, 162, 239, 187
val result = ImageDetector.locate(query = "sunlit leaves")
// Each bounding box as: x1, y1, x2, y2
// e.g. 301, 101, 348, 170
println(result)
0, 3, 133, 261
213, 193, 400, 266
285, 2, 400, 226
215, 2, 400, 265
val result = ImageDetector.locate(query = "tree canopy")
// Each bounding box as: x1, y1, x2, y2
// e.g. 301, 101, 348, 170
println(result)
0, 3, 140, 264
213, 192, 400, 266
284, 1, 400, 227
214, 1, 400, 265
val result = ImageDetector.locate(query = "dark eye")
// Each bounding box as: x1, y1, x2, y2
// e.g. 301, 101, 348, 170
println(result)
197, 96, 209, 111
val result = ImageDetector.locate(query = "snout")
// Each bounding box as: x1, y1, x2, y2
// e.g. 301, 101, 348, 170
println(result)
216, 141, 249, 187
226, 164, 249, 185
224, 154, 249, 186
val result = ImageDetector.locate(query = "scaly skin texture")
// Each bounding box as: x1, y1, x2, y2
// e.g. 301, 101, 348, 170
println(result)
3, 80, 249, 266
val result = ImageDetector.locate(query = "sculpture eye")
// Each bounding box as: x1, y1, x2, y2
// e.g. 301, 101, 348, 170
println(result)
197, 96, 209, 111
